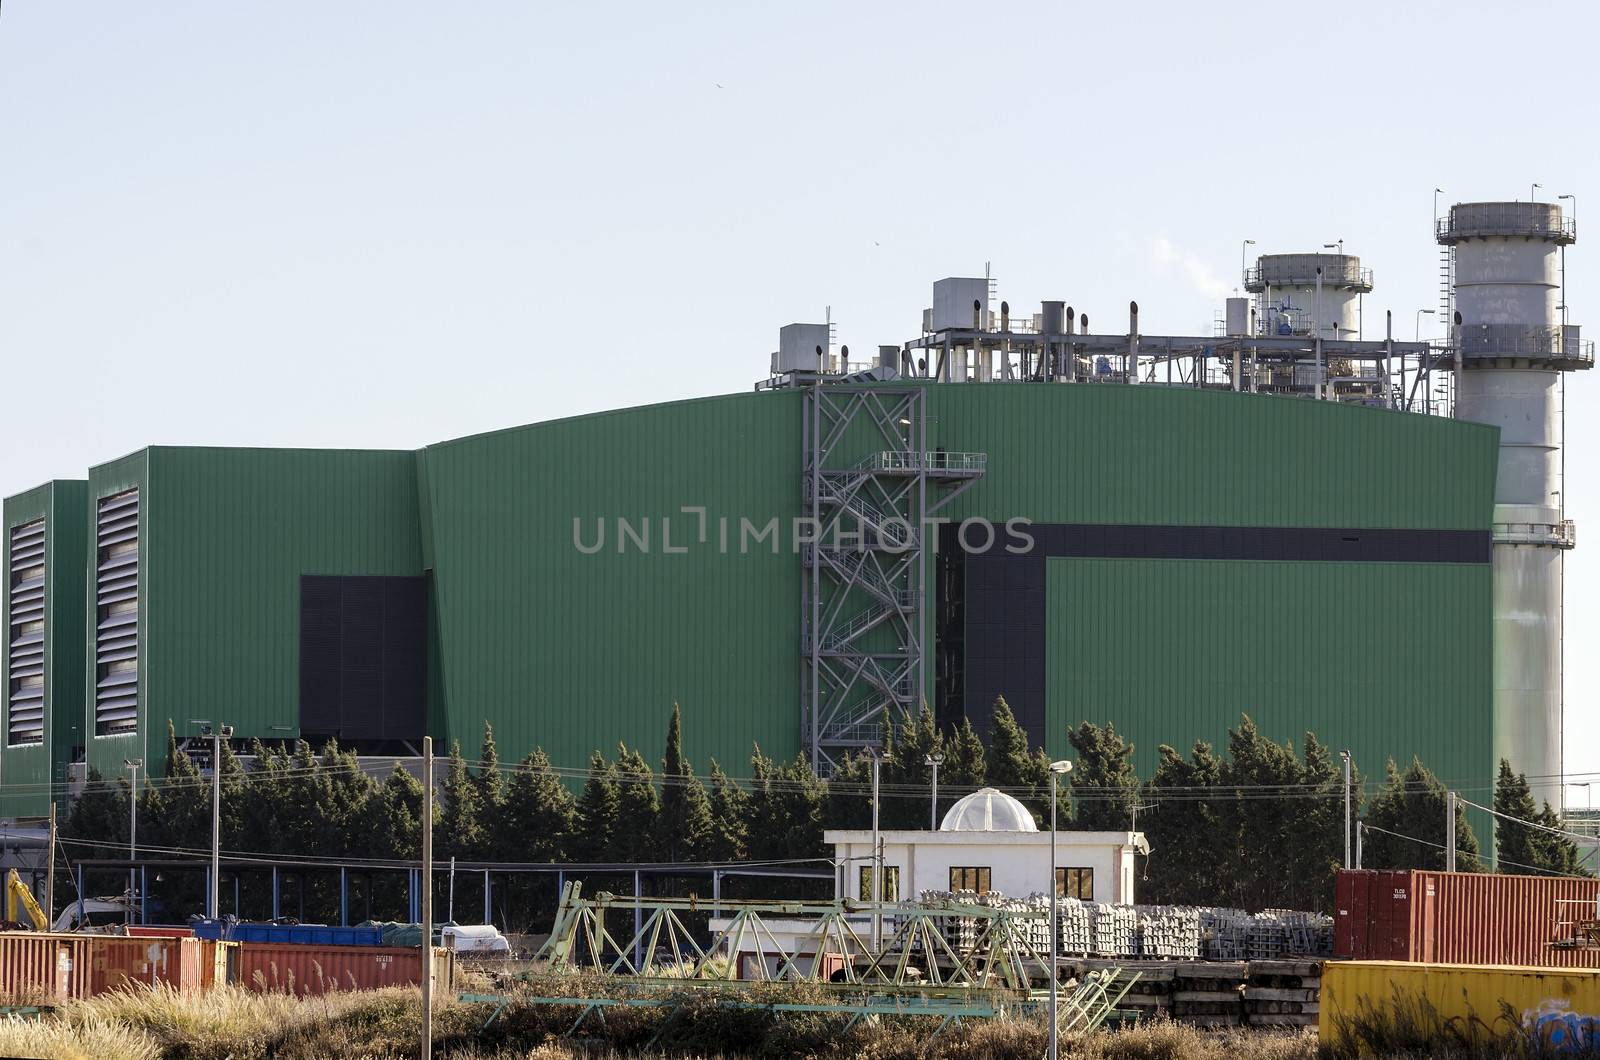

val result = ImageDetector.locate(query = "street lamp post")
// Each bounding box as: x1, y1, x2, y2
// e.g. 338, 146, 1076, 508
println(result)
1241, 239, 1256, 290
1532, 183, 1543, 202
1047, 759, 1074, 1060
1339, 750, 1352, 869
1434, 187, 1444, 226
924, 754, 943, 830
124, 759, 141, 917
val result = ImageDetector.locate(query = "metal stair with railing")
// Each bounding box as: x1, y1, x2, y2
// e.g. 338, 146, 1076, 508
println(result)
813, 480, 915, 550
811, 546, 915, 612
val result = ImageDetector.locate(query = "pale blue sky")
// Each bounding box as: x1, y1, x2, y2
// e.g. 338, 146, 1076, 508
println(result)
1, 1, 1595, 790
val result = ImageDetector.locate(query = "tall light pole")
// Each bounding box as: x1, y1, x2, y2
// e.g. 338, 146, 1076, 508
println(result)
1434, 187, 1444, 227
193, 720, 232, 920
1532, 182, 1543, 202
1416, 308, 1435, 341
1047, 759, 1073, 1060
925, 754, 943, 830
421, 736, 434, 1060
1241, 239, 1256, 290
1560, 194, 1575, 327
1339, 750, 1352, 869
869, 748, 882, 951
124, 759, 141, 914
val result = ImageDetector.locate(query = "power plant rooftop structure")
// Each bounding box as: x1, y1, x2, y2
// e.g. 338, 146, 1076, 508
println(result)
756, 198, 1590, 793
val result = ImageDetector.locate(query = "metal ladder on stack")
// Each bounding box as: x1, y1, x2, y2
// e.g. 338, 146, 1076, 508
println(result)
1438, 243, 1454, 332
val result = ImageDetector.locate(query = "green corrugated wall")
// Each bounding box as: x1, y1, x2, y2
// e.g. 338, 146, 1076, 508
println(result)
1, 481, 87, 818
0, 382, 1501, 808
921, 383, 1500, 794
420, 391, 804, 776
928, 384, 1495, 529
1044, 557, 1493, 793
85, 448, 422, 780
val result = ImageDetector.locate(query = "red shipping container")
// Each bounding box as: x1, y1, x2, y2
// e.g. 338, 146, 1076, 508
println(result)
1335, 869, 1600, 968
0, 934, 93, 1001
88, 936, 209, 995
124, 925, 193, 939
237, 943, 450, 996
1335, 867, 1369, 958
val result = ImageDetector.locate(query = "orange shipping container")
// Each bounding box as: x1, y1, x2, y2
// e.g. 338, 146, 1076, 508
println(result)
1336, 869, 1600, 968
237, 943, 451, 996
0, 933, 93, 1001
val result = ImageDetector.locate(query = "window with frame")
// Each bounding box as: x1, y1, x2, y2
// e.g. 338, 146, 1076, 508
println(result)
1056, 867, 1094, 900
948, 866, 992, 893
858, 866, 899, 902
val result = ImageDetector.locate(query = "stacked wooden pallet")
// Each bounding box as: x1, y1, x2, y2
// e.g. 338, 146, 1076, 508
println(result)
1071, 959, 1174, 1020
1242, 959, 1320, 1028
1170, 962, 1247, 1027
1069, 958, 1323, 1029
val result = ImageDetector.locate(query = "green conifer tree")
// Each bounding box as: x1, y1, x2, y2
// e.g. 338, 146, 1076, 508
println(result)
501, 748, 576, 863
1365, 757, 1484, 872
1494, 759, 1543, 871
659, 705, 714, 862
1066, 721, 1139, 830
943, 718, 987, 796
613, 744, 661, 862
475, 722, 506, 847
706, 759, 750, 862
574, 751, 621, 862
439, 740, 483, 861
1140, 741, 1225, 905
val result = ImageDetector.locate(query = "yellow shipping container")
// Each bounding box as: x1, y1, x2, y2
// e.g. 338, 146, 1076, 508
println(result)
1322, 960, 1600, 1050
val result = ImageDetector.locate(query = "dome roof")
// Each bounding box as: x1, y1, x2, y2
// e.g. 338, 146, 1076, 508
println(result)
939, 787, 1038, 832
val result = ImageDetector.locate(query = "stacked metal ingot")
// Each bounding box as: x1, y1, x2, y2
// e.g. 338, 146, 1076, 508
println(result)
1137, 905, 1201, 958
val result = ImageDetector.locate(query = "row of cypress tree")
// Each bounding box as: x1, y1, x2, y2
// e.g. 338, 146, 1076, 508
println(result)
63, 698, 1584, 925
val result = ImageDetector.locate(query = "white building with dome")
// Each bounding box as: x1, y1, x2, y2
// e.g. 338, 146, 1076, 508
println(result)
823, 787, 1150, 905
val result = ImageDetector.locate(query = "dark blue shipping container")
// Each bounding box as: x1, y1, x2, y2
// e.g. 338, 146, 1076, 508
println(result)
190, 920, 384, 947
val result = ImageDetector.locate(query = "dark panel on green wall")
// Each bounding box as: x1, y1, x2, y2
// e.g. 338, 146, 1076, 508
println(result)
299, 575, 426, 742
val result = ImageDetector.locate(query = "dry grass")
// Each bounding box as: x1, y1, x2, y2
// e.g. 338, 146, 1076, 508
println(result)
12, 981, 1587, 1060
0, 1011, 162, 1060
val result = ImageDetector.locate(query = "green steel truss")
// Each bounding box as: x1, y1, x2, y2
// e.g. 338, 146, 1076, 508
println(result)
530, 881, 1140, 1040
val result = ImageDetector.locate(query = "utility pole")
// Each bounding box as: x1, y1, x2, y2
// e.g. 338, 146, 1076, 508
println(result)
1047, 760, 1073, 1060
125, 759, 141, 916
421, 736, 434, 1060
1339, 750, 1352, 869
45, 803, 56, 929
1445, 791, 1457, 873
194, 722, 231, 920
925, 754, 943, 830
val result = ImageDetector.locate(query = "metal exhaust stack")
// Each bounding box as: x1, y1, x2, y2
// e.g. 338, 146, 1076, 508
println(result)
1439, 200, 1587, 804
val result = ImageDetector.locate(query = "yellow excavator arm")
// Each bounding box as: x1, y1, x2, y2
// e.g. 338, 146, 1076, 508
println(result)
5, 868, 49, 931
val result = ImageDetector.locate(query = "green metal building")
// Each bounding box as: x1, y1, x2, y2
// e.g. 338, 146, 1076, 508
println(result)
1, 382, 1500, 819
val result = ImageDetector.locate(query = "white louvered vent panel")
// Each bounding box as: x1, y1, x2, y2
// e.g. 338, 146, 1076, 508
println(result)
7, 519, 46, 745
94, 490, 139, 736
